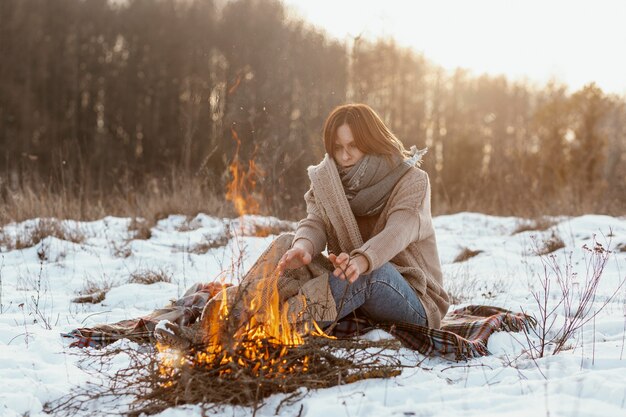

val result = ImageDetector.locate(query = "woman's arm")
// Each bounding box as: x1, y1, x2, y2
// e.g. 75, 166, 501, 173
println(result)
292, 188, 328, 256
351, 171, 433, 274
279, 188, 328, 271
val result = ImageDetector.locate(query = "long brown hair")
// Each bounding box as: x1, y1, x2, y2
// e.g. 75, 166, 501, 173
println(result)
322, 103, 408, 159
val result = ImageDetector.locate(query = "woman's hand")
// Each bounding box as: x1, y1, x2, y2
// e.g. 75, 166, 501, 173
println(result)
328, 252, 368, 283
278, 246, 312, 272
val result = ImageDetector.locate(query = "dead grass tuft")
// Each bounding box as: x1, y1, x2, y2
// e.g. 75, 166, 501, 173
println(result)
453, 247, 483, 263
110, 241, 132, 258
535, 231, 566, 255
512, 217, 557, 235
2, 219, 86, 250
128, 218, 153, 240
128, 268, 172, 285
72, 277, 115, 304
616, 242, 626, 253
189, 231, 231, 254
444, 267, 479, 305
252, 222, 296, 238
175, 216, 202, 232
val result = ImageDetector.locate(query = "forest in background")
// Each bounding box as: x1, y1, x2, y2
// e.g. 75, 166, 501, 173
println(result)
1, 0, 624, 224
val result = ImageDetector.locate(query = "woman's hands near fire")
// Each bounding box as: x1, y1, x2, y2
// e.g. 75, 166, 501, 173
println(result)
328, 252, 368, 283
278, 243, 312, 272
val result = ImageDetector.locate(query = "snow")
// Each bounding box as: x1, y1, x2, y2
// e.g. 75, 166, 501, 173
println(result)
0, 212, 624, 416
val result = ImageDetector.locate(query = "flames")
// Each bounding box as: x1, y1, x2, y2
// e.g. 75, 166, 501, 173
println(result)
156, 263, 321, 381
195, 272, 308, 377
225, 126, 262, 217
156, 126, 328, 383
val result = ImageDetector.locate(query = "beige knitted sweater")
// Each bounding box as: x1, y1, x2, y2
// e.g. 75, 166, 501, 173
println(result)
293, 154, 450, 329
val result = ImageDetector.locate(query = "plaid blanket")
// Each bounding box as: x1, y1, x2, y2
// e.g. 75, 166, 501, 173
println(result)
61, 282, 226, 348
62, 283, 535, 361
331, 305, 536, 361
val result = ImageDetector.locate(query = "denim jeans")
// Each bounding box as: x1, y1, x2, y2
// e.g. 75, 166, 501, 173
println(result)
328, 262, 428, 326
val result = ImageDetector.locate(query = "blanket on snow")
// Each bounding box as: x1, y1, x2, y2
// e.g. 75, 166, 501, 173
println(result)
62, 283, 535, 361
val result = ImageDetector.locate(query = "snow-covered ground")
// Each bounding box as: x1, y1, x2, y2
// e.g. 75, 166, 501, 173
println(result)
0, 213, 625, 417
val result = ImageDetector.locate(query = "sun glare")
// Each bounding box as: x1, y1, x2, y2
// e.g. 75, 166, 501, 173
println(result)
283, 0, 626, 95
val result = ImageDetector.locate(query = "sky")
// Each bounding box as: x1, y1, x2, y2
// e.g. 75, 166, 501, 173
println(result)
282, 0, 626, 95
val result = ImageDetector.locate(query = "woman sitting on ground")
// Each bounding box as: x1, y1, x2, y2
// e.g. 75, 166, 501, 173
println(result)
271, 103, 450, 331
197, 103, 449, 342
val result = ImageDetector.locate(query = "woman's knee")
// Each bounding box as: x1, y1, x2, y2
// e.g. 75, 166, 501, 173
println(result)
366, 262, 402, 285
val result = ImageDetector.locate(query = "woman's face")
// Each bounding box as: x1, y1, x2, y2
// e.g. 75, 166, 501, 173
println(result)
334, 124, 365, 169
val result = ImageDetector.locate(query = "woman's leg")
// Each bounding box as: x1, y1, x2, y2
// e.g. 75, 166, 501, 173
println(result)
328, 262, 428, 326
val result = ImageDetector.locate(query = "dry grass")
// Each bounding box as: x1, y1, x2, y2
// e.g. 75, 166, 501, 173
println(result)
444, 267, 507, 305
512, 217, 557, 235
128, 268, 172, 285
2, 165, 622, 229
110, 240, 132, 258
453, 247, 483, 263
0, 169, 234, 227
535, 231, 566, 255
1, 219, 86, 250
72, 276, 115, 304
175, 216, 202, 232
128, 217, 153, 240
445, 271, 479, 305
189, 231, 232, 254
252, 222, 296, 238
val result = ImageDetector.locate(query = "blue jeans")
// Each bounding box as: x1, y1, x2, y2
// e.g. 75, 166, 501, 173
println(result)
328, 262, 428, 326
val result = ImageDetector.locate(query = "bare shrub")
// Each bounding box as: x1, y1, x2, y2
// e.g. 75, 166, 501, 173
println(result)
512, 217, 557, 235
26, 260, 54, 329
73, 277, 115, 304
128, 268, 172, 285
523, 237, 625, 358
453, 247, 483, 263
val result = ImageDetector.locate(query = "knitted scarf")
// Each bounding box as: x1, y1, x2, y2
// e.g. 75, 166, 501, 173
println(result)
338, 146, 427, 217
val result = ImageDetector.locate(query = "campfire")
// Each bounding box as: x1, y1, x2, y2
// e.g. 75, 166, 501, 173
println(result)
156, 268, 318, 381
144, 128, 401, 411
161, 124, 311, 371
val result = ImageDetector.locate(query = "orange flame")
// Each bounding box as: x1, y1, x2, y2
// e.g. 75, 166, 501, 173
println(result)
225, 126, 262, 216
156, 123, 334, 383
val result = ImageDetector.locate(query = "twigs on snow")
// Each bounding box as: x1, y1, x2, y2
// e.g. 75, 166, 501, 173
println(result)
46, 335, 402, 416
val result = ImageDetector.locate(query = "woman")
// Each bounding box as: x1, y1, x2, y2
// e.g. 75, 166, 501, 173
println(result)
275, 103, 450, 331
65, 103, 449, 350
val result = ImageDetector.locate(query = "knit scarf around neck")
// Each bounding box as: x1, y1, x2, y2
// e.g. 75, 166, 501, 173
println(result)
338, 146, 427, 217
